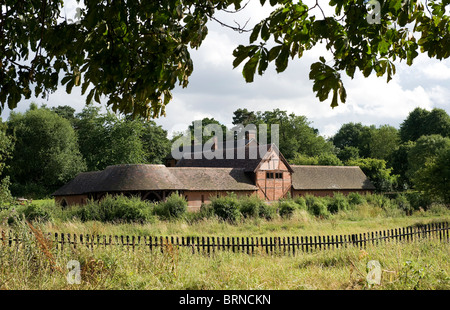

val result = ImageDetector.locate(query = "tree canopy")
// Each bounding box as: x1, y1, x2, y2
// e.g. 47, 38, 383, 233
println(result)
6, 105, 86, 197
1, 0, 449, 118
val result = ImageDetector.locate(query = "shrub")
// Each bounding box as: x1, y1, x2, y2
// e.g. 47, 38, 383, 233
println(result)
304, 194, 317, 209
347, 192, 366, 206
158, 192, 187, 219
294, 196, 307, 210
278, 199, 297, 219
211, 193, 241, 223
395, 193, 412, 215
307, 199, 330, 218
327, 192, 350, 213
199, 203, 215, 218
2, 203, 52, 225
405, 191, 432, 211
21, 203, 52, 222
364, 193, 385, 208
258, 203, 276, 220
239, 195, 265, 218
76, 194, 154, 223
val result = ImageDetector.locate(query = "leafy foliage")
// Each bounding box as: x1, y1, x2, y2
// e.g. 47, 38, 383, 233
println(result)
4, 0, 448, 118
76, 194, 155, 223
400, 107, 450, 143
6, 105, 86, 198
239, 194, 266, 218
278, 199, 297, 218
75, 105, 171, 171
411, 145, 450, 203
211, 193, 241, 223
347, 157, 398, 192
233, 0, 450, 108
1, 0, 236, 118
0, 119, 13, 204
156, 192, 188, 219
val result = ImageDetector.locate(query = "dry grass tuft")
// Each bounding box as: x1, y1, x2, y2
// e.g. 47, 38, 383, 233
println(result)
26, 221, 63, 274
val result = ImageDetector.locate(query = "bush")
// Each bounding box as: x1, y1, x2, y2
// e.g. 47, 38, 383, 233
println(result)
327, 193, 350, 213
307, 199, 330, 218
347, 192, 366, 206
21, 203, 52, 222
3, 203, 52, 224
278, 199, 297, 219
158, 192, 187, 219
76, 194, 154, 223
198, 203, 215, 218
365, 193, 385, 208
405, 191, 432, 211
258, 203, 276, 220
395, 193, 412, 214
211, 193, 241, 223
293, 196, 307, 210
239, 195, 265, 218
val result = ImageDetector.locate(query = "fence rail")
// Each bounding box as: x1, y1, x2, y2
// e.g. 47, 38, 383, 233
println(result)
1, 221, 448, 256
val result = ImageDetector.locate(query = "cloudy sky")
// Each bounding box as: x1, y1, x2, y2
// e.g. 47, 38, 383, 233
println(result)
2, 0, 449, 139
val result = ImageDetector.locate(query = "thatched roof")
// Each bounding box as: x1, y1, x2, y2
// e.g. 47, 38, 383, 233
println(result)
52, 164, 256, 196
52, 171, 103, 196
93, 164, 185, 192
291, 165, 375, 190
169, 167, 256, 191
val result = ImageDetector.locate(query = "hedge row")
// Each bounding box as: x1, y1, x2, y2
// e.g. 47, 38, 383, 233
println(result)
0, 190, 442, 224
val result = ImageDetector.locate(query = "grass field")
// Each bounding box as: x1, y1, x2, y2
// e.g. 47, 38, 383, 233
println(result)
0, 198, 449, 290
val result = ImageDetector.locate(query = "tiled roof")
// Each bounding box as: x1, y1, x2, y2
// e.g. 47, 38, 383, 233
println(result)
176, 143, 279, 172
291, 165, 375, 190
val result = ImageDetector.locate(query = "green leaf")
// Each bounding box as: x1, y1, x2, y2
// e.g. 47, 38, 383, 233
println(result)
268, 45, 282, 61
275, 45, 289, 73
261, 21, 270, 41
250, 23, 262, 43
242, 52, 260, 83
378, 39, 390, 55
233, 45, 257, 68
258, 48, 269, 75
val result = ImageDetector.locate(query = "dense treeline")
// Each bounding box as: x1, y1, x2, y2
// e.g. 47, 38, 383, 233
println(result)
0, 104, 449, 205
0, 103, 171, 199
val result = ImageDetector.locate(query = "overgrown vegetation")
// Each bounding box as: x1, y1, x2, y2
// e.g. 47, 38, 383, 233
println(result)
0, 215, 448, 290
1, 191, 447, 227
1, 192, 448, 291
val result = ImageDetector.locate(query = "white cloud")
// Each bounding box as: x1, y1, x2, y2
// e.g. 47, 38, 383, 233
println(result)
417, 59, 450, 80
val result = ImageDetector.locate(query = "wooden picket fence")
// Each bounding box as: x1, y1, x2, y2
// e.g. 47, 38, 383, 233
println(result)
0, 221, 448, 256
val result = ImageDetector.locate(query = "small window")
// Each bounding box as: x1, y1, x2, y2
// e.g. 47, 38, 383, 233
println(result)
266, 172, 274, 179
267, 172, 282, 179
201, 195, 205, 203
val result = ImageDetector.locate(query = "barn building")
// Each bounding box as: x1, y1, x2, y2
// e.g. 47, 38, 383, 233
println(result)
52, 137, 375, 211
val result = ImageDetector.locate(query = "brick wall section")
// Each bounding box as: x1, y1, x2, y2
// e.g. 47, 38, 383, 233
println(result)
55, 195, 88, 206
255, 150, 292, 202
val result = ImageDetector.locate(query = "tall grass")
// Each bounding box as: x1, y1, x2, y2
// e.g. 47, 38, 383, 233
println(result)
1, 220, 448, 290
1, 191, 448, 290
